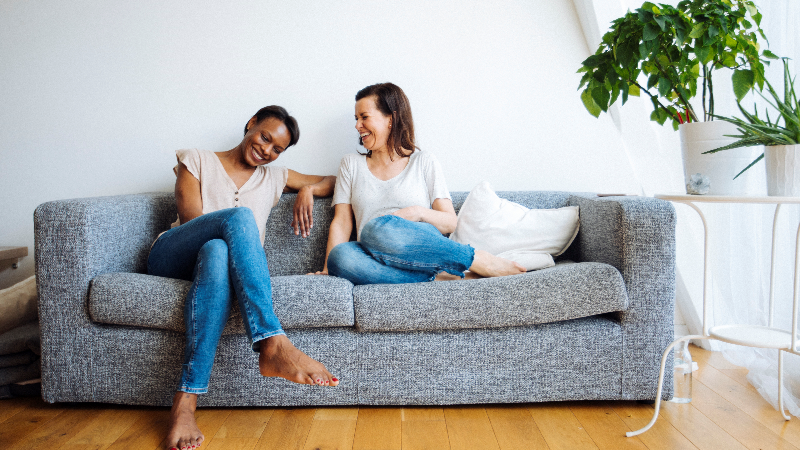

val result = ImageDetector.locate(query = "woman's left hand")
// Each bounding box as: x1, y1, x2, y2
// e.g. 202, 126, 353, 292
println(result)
292, 186, 315, 237
391, 205, 425, 222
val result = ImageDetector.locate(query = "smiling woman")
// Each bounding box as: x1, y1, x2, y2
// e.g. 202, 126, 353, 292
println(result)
146, 105, 339, 450
312, 83, 526, 285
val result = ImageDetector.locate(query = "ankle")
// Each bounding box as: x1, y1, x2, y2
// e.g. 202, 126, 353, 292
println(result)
172, 392, 198, 412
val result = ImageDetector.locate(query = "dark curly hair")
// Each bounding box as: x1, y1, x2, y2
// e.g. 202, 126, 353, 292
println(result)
245, 105, 300, 148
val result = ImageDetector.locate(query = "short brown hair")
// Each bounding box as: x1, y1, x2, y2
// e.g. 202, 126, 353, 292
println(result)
355, 83, 416, 158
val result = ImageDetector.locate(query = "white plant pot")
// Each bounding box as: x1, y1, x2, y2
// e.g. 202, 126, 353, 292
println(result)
680, 121, 765, 195
765, 144, 800, 196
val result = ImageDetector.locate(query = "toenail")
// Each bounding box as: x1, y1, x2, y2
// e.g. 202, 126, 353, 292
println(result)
332, 377, 338, 382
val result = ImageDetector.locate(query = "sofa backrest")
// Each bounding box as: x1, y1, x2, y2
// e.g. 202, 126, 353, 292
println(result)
263, 191, 573, 276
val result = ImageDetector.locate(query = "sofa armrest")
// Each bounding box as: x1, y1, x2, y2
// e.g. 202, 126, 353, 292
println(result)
568, 194, 676, 399
34, 192, 175, 402
35, 192, 175, 324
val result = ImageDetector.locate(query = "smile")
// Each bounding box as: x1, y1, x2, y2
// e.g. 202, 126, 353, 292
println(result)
360, 132, 371, 138
252, 148, 265, 162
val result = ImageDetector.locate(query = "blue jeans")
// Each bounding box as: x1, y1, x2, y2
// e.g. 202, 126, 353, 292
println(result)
327, 215, 475, 285
147, 207, 284, 394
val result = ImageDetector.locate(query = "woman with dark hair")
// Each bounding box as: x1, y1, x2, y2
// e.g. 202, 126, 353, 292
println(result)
313, 83, 525, 284
148, 105, 338, 450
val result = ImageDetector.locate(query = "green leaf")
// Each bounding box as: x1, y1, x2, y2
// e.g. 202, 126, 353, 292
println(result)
708, 24, 719, 37
610, 85, 621, 106
734, 154, 765, 179
617, 42, 634, 68
695, 45, 710, 63
639, 42, 649, 60
654, 15, 667, 31
763, 50, 779, 60
647, 74, 659, 89
722, 54, 736, 68
753, 12, 762, 26
643, 23, 661, 41
581, 89, 601, 117
732, 69, 755, 102
653, 108, 669, 125
676, 27, 687, 44
592, 86, 611, 112
581, 54, 603, 68
628, 84, 641, 97
638, 8, 653, 23
745, 3, 758, 17
689, 23, 706, 39
658, 77, 672, 97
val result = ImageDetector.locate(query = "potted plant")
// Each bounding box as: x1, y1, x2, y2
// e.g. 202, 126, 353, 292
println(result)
577, 0, 777, 194
704, 58, 800, 196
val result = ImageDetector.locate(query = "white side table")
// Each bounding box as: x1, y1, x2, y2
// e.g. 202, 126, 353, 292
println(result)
627, 194, 800, 437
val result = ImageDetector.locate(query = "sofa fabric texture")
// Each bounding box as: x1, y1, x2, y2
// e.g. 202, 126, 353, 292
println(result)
353, 261, 628, 332
89, 273, 355, 332
34, 191, 675, 406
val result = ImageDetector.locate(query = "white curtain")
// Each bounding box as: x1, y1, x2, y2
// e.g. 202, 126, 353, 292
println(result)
572, 0, 800, 417
714, 0, 800, 419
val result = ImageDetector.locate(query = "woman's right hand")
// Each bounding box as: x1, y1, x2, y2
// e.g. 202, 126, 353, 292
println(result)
307, 270, 329, 276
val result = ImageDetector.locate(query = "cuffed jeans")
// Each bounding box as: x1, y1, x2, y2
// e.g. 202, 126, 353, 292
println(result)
147, 207, 284, 394
327, 215, 475, 285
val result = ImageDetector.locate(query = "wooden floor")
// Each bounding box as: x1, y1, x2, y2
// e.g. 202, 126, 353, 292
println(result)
1, 345, 798, 450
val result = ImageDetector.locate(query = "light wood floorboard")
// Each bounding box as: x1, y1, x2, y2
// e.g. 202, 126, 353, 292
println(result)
2, 345, 797, 450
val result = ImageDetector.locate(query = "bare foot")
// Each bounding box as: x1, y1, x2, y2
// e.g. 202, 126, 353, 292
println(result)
434, 272, 462, 281
434, 271, 482, 281
259, 334, 339, 387
463, 271, 482, 280
469, 250, 526, 278
166, 392, 203, 450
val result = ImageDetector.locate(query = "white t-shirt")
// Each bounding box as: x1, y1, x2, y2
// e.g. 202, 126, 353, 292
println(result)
169, 148, 288, 244
331, 151, 451, 240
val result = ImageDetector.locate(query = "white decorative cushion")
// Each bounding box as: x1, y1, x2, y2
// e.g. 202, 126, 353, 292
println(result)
450, 182, 580, 271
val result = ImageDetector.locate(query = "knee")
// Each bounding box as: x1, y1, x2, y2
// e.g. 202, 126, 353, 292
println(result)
360, 216, 410, 255
224, 206, 256, 225
197, 239, 229, 280
327, 243, 361, 278
220, 207, 258, 235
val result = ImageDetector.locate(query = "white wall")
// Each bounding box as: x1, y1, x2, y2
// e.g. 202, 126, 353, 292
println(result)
0, 0, 640, 288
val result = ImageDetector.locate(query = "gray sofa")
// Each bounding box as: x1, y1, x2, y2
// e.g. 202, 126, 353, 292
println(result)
34, 191, 675, 407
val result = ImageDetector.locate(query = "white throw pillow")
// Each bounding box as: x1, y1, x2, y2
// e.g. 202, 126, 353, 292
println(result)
450, 182, 580, 271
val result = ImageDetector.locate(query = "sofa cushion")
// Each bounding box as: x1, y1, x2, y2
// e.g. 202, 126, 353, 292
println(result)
88, 273, 354, 333
353, 262, 628, 332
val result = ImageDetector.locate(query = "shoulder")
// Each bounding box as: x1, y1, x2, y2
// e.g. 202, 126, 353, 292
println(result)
341, 153, 363, 164
268, 164, 288, 178
339, 153, 364, 171
258, 164, 288, 184
174, 149, 205, 178
176, 148, 200, 159
409, 150, 441, 169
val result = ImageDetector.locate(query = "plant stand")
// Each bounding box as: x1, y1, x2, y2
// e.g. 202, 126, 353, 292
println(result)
627, 194, 800, 437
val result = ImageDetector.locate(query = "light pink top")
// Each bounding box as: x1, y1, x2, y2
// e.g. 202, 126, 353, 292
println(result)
169, 148, 289, 244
